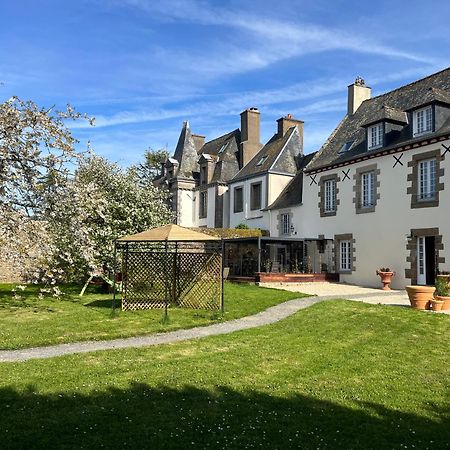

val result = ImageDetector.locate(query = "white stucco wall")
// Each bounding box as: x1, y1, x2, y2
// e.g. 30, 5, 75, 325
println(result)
270, 141, 450, 289
228, 175, 268, 229
267, 174, 293, 205
176, 189, 196, 227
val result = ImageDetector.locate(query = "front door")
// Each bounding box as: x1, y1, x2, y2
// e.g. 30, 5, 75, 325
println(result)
417, 236, 436, 285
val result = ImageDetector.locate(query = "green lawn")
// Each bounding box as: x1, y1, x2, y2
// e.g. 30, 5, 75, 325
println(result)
0, 282, 305, 350
0, 301, 448, 449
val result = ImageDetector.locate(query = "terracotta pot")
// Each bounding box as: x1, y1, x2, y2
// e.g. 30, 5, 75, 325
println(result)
405, 285, 435, 310
376, 270, 395, 290
431, 299, 444, 312
435, 295, 450, 311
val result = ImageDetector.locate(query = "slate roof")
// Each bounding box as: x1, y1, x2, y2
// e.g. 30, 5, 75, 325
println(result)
265, 152, 317, 211
307, 67, 450, 172
172, 121, 199, 178
362, 105, 407, 127
168, 122, 241, 183
231, 126, 299, 182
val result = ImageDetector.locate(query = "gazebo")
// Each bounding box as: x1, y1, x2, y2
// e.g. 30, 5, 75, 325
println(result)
114, 224, 223, 313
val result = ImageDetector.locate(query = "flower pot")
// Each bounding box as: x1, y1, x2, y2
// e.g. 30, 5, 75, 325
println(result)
376, 270, 395, 290
431, 298, 444, 312
435, 295, 450, 311
405, 285, 435, 310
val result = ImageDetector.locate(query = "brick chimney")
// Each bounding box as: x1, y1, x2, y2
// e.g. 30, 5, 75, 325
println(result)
192, 134, 205, 152
347, 76, 371, 115
277, 114, 304, 149
240, 107, 262, 167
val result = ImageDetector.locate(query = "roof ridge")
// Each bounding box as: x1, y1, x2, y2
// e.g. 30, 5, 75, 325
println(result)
363, 66, 450, 104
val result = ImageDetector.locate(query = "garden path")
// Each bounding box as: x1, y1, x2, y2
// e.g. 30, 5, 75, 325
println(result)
0, 283, 447, 363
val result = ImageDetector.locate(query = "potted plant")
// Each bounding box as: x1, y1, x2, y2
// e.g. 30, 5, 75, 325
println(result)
376, 267, 395, 290
436, 271, 450, 287
405, 285, 435, 310
434, 276, 450, 311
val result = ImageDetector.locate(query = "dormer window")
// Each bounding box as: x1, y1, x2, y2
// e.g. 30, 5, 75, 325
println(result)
200, 165, 207, 185
368, 123, 383, 150
413, 106, 433, 136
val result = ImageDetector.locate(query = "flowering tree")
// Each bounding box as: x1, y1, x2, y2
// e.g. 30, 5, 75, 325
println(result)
0, 97, 172, 288
46, 155, 173, 282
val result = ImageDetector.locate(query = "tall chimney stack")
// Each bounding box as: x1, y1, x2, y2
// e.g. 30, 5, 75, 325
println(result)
240, 107, 262, 167
347, 77, 371, 115
277, 114, 304, 154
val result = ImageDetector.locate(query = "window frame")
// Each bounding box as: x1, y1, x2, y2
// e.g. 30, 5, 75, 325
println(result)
280, 213, 291, 236
340, 240, 352, 272
250, 182, 262, 211
233, 186, 244, 213
367, 122, 384, 150
200, 165, 208, 186
319, 174, 339, 217
413, 105, 433, 137
361, 171, 375, 208
324, 179, 336, 213
418, 158, 436, 202
199, 190, 208, 219
408, 149, 443, 209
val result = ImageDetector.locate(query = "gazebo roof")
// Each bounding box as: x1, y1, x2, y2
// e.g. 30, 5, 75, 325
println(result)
118, 224, 220, 242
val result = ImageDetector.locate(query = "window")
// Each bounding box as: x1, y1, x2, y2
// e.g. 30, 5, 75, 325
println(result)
368, 123, 383, 150
361, 171, 375, 208
413, 106, 433, 136
324, 179, 336, 213
338, 141, 354, 154
408, 150, 443, 209
319, 174, 339, 217
200, 165, 207, 185
250, 183, 262, 210
256, 156, 268, 166
281, 213, 290, 235
233, 187, 243, 213
418, 158, 436, 201
199, 191, 207, 218
340, 240, 352, 271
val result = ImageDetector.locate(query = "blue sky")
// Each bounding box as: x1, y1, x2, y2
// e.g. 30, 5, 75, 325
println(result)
1, 0, 450, 166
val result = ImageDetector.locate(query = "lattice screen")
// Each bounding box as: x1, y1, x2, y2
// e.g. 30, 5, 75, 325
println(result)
120, 243, 222, 311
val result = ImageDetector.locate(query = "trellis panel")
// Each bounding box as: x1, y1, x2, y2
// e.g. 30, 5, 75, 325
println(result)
120, 243, 222, 311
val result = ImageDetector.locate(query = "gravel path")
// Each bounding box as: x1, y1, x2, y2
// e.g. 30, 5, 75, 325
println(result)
1, 282, 447, 363
0, 296, 322, 363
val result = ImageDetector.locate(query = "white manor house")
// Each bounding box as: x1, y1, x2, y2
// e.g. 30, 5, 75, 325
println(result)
155, 68, 450, 289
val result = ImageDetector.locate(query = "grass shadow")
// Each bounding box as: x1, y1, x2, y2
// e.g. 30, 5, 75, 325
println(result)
0, 383, 447, 449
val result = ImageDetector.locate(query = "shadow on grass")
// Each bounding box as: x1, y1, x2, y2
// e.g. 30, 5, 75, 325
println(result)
83, 298, 121, 308
0, 383, 447, 449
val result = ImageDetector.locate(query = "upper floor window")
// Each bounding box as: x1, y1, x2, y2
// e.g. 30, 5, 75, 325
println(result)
234, 187, 243, 213
418, 158, 436, 201
361, 171, 375, 208
250, 182, 262, 210
368, 123, 383, 150
324, 179, 336, 213
281, 213, 290, 235
199, 191, 207, 218
413, 106, 433, 136
200, 165, 207, 185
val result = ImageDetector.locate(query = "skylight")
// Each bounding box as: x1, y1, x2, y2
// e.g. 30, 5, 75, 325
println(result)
256, 156, 268, 166
218, 143, 227, 154
338, 141, 354, 154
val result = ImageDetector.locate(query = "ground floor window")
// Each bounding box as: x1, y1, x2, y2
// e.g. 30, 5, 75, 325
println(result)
340, 240, 351, 271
